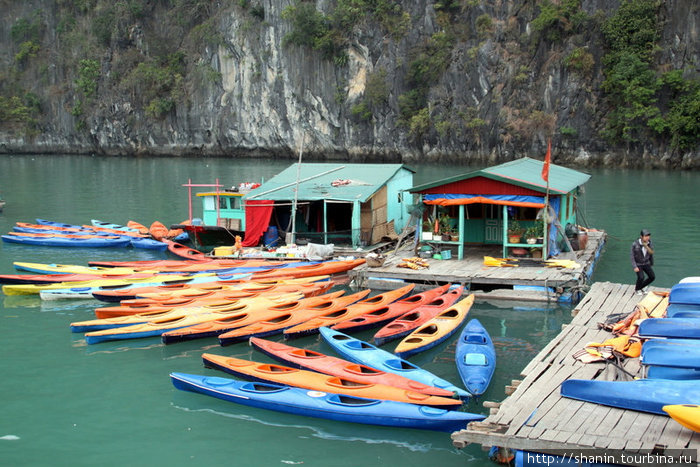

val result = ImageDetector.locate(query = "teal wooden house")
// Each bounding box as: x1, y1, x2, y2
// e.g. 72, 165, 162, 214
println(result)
244, 163, 415, 248
408, 157, 591, 259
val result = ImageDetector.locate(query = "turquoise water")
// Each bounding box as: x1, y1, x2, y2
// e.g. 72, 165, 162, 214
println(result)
0, 155, 697, 466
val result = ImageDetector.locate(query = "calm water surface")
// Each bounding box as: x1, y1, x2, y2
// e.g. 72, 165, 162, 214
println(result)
0, 155, 697, 466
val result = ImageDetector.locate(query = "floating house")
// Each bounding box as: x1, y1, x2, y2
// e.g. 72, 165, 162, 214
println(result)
408, 157, 591, 260
243, 163, 415, 248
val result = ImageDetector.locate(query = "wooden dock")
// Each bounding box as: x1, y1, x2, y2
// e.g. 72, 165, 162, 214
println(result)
349, 230, 606, 302
451, 281, 700, 463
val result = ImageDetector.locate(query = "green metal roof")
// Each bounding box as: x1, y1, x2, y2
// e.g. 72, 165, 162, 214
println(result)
244, 163, 413, 202
409, 157, 590, 194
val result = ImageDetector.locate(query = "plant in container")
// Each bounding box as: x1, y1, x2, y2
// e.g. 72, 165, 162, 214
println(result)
507, 220, 523, 244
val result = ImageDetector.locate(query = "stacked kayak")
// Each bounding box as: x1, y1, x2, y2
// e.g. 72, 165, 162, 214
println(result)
455, 319, 496, 396
641, 338, 700, 380
2, 233, 131, 248
669, 282, 700, 306
170, 373, 484, 432
638, 318, 700, 339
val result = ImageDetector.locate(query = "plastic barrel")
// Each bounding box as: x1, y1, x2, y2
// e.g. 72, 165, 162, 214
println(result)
263, 226, 279, 248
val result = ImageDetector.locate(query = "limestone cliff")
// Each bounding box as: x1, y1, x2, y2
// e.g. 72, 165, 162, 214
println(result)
1, 0, 698, 168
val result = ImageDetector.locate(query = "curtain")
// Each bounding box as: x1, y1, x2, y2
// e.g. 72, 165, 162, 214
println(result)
242, 200, 274, 247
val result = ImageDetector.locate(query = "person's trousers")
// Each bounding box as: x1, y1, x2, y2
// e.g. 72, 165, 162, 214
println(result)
635, 264, 655, 291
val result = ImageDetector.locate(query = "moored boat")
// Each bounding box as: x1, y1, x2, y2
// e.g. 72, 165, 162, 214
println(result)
202, 354, 463, 408
250, 337, 457, 398
149, 221, 169, 241
394, 294, 474, 358
638, 317, 700, 339
164, 240, 208, 260
2, 233, 131, 248
170, 373, 484, 432
455, 318, 496, 396
372, 286, 464, 346
319, 327, 470, 399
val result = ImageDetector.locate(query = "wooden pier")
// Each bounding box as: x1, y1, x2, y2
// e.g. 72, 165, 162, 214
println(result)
451, 281, 700, 463
349, 230, 606, 302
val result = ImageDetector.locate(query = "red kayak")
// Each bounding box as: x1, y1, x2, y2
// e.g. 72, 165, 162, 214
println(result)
282, 284, 415, 339
149, 221, 169, 241
372, 286, 464, 346
165, 240, 208, 260
331, 283, 450, 333
0, 272, 154, 285
250, 337, 458, 398
216, 289, 372, 345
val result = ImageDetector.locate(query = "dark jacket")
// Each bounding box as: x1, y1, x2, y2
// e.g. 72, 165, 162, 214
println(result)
631, 238, 654, 268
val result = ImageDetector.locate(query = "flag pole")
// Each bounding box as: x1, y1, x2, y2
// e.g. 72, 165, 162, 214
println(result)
542, 139, 551, 259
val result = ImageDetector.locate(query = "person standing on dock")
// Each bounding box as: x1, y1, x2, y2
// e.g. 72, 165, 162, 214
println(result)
631, 229, 655, 295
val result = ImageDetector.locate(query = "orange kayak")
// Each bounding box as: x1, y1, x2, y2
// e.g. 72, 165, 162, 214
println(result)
250, 259, 366, 280
283, 284, 415, 338
202, 354, 463, 409
250, 337, 457, 398
332, 284, 450, 333
217, 289, 372, 345
161, 291, 345, 344
372, 286, 464, 346
127, 221, 149, 235
149, 221, 169, 241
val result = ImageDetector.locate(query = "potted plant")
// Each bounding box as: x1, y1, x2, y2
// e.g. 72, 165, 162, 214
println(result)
422, 218, 435, 241
525, 222, 545, 244
438, 214, 452, 241
507, 220, 523, 244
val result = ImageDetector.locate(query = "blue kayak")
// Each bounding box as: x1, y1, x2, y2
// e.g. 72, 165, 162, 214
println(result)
646, 366, 700, 380
455, 319, 496, 396
641, 339, 700, 369
170, 372, 484, 432
129, 237, 168, 250
669, 283, 700, 305
638, 318, 700, 339
1, 234, 131, 248
560, 378, 700, 415
318, 327, 470, 399
666, 303, 700, 318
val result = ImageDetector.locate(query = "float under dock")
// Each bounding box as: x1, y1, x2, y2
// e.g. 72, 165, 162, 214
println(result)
451, 281, 700, 464
349, 230, 606, 302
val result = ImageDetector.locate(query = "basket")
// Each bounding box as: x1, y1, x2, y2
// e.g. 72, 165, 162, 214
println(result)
366, 256, 386, 267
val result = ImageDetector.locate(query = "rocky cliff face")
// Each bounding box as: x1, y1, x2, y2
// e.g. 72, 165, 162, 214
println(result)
1, 0, 698, 168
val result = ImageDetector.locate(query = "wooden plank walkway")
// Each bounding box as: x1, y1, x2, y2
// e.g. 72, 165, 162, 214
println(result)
349, 231, 606, 302
451, 281, 700, 463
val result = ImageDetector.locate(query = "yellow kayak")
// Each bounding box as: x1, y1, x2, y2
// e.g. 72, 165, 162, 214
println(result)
394, 294, 475, 358
663, 404, 700, 432
1, 273, 216, 296
13, 261, 150, 275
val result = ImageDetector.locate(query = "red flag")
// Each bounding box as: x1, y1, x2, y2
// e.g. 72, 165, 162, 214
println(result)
542, 139, 551, 182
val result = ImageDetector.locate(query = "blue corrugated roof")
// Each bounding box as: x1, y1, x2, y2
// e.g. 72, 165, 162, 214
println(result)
244, 163, 413, 202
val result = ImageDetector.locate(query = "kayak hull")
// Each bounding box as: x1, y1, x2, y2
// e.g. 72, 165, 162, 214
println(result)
455, 319, 496, 396
170, 373, 484, 432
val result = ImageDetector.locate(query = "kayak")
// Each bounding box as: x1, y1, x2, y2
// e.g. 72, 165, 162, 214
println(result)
127, 221, 150, 235
72, 293, 304, 333
455, 318, 496, 396
331, 284, 451, 333
216, 290, 371, 345
249, 259, 366, 280
663, 404, 700, 432
2, 273, 209, 296
0, 272, 155, 285
641, 339, 700, 369
160, 292, 346, 344
2, 234, 131, 248
666, 303, 700, 319
83, 295, 303, 344
283, 284, 415, 338
202, 354, 463, 408
165, 241, 208, 260
91, 275, 329, 305
372, 287, 464, 346
638, 318, 700, 339
646, 366, 700, 380
91, 220, 141, 232
319, 327, 470, 399
669, 282, 700, 305
560, 378, 700, 415
130, 237, 168, 250
394, 294, 474, 358
149, 221, 169, 240
250, 337, 457, 398
13, 262, 151, 275
170, 373, 484, 432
